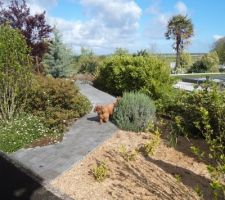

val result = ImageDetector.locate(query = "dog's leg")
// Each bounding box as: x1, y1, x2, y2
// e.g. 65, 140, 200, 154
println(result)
109, 114, 113, 120
104, 116, 109, 123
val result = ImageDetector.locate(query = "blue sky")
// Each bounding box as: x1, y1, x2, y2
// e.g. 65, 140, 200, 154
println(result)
23, 0, 225, 54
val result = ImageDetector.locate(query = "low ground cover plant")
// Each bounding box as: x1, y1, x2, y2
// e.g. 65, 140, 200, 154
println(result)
0, 113, 55, 153
113, 92, 156, 132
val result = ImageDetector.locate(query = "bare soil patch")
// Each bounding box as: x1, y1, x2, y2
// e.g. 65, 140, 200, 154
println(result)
51, 130, 214, 200
27, 135, 63, 148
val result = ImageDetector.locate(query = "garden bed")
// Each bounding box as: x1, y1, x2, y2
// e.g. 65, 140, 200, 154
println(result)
51, 130, 213, 200
0, 76, 92, 153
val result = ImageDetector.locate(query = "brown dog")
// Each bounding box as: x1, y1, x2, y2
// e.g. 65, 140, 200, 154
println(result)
94, 97, 120, 124
94, 104, 112, 124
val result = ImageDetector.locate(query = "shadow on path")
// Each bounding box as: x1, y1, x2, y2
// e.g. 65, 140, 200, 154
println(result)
87, 115, 99, 122
87, 115, 114, 123
0, 152, 62, 200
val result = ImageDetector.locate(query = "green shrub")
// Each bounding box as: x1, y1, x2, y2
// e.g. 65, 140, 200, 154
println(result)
0, 24, 31, 120
212, 37, 225, 64
119, 144, 138, 162
169, 85, 225, 141
78, 55, 100, 75
94, 55, 173, 100
174, 174, 182, 183
188, 52, 219, 73
140, 129, 161, 156
0, 113, 54, 153
190, 146, 205, 160
113, 92, 156, 132
167, 84, 225, 198
194, 185, 203, 198
179, 52, 193, 73
26, 76, 91, 131
92, 161, 108, 182
155, 88, 182, 114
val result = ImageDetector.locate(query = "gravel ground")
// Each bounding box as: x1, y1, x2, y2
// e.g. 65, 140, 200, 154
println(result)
51, 130, 214, 200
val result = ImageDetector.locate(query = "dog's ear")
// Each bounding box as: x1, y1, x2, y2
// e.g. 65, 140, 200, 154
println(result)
94, 105, 103, 114
94, 105, 99, 112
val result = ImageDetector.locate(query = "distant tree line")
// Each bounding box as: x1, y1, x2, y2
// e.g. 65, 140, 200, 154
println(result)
0, 1, 224, 76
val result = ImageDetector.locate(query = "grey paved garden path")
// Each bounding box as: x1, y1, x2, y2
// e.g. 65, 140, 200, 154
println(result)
10, 81, 118, 181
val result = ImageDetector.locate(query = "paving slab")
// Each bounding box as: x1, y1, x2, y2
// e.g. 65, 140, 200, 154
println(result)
76, 80, 116, 107
10, 81, 118, 181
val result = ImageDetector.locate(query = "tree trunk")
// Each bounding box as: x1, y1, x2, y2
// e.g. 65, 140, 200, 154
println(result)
176, 51, 181, 73
175, 35, 181, 73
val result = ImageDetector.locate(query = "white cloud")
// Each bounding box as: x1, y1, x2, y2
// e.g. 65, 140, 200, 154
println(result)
27, 3, 45, 14
175, 1, 188, 15
48, 0, 142, 53
2, 0, 197, 53
3, 0, 142, 53
213, 34, 224, 41
27, 0, 58, 14
2, 0, 58, 14
145, 0, 170, 40
81, 0, 141, 29
48, 16, 140, 54
145, 1, 189, 41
